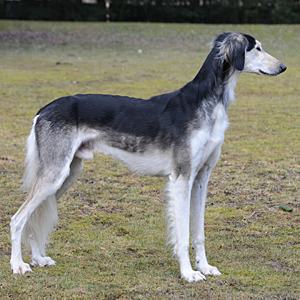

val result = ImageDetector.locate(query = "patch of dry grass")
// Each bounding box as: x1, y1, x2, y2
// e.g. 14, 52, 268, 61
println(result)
0, 21, 299, 299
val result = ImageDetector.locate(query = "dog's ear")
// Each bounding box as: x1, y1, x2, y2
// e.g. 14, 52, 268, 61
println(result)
232, 44, 245, 71
214, 32, 247, 71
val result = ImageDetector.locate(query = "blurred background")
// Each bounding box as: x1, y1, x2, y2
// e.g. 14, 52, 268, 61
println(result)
1, 0, 300, 23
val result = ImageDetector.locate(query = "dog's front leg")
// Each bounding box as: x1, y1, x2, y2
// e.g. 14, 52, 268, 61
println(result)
167, 175, 206, 282
191, 165, 221, 276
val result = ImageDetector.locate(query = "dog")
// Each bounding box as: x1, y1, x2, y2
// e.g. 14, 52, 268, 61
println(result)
10, 32, 286, 282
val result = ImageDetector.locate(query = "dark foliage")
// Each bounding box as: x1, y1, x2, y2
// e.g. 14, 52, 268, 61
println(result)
1, 0, 300, 23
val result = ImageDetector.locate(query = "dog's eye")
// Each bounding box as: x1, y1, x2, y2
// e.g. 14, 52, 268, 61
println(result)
256, 47, 262, 51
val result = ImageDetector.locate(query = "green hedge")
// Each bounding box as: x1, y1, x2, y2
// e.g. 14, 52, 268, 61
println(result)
1, 0, 300, 23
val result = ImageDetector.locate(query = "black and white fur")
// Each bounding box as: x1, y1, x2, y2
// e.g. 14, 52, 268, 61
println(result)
10, 32, 286, 281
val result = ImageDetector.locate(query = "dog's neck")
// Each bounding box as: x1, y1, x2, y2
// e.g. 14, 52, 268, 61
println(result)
184, 48, 240, 111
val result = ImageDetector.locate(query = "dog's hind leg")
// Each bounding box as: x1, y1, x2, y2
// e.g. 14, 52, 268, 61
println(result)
166, 175, 206, 282
29, 157, 83, 268
10, 165, 71, 274
191, 164, 222, 276
55, 156, 83, 200
28, 195, 58, 268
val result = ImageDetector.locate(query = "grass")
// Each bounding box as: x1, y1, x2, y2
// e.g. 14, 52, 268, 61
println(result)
0, 21, 299, 299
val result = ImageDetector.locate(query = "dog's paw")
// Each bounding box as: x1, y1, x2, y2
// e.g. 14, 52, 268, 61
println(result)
182, 270, 206, 282
197, 263, 221, 276
31, 256, 56, 267
11, 261, 32, 274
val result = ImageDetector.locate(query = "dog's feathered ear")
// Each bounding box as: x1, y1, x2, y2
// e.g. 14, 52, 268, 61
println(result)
232, 44, 245, 71
215, 32, 247, 72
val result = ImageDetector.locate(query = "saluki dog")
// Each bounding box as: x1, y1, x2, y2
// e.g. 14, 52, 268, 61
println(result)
10, 32, 286, 282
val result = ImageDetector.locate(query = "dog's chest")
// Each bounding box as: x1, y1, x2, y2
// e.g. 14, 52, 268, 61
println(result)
191, 104, 229, 167
209, 104, 229, 144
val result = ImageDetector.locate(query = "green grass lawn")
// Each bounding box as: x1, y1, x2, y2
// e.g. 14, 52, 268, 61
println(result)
0, 21, 299, 299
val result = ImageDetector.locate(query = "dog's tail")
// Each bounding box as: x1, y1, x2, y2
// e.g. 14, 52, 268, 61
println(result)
22, 195, 58, 255
21, 115, 58, 255
21, 115, 40, 191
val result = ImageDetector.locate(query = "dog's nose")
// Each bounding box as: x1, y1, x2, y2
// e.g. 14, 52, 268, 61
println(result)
280, 63, 287, 73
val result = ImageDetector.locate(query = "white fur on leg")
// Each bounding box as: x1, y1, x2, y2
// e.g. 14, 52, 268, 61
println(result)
23, 195, 58, 257
12, 121, 82, 274
180, 248, 206, 282
194, 243, 221, 276
30, 234, 56, 267
28, 157, 83, 268
165, 181, 177, 254
10, 195, 56, 274
10, 213, 32, 274
191, 166, 221, 277
165, 176, 206, 282
10, 208, 33, 274
10, 115, 58, 273
55, 157, 83, 200
11, 165, 70, 274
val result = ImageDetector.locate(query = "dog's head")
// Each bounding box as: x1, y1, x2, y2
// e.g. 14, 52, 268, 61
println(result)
212, 32, 286, 76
